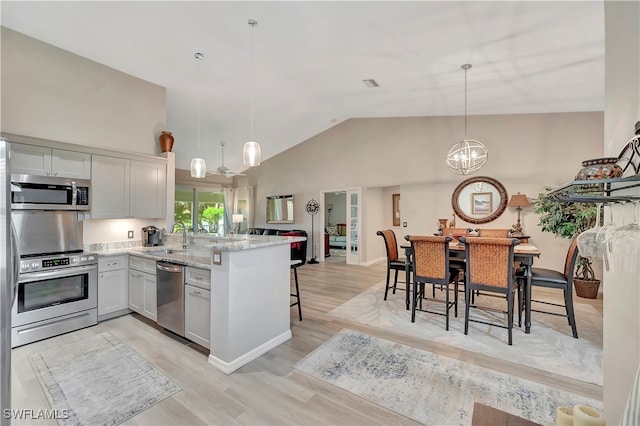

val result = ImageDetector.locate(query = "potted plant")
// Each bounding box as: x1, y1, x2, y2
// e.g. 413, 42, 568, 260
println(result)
534, 186, 601, 298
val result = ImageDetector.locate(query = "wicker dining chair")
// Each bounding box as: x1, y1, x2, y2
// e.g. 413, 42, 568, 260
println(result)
477, 228, 511, 238
376, 229, 406, 300
459, 236, 520, 345
407, 235, 460, 330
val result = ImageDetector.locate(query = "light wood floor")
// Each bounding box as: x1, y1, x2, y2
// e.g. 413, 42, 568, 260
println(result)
10, 260, 603, 425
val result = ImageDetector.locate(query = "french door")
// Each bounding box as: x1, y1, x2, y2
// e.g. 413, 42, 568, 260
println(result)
346, 188, 361, 265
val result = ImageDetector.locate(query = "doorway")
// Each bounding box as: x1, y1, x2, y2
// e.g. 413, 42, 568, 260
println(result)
321, 188, 361, 265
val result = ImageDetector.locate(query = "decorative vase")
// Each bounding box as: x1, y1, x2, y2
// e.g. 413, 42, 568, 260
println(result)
575, 157, 623, 180
438, 219, 448, 231
574, 278, 601, 299
159, 131, 174, 153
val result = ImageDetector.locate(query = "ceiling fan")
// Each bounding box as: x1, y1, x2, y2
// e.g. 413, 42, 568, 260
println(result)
209, 141, 245, 177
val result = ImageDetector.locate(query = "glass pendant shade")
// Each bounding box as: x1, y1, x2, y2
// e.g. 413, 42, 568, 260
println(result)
445, 138, 488, 175
243, 141, 261, 167
190, 157, 207, 178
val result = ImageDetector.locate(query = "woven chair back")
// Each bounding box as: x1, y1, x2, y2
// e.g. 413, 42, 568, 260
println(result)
409, 236, 452, 280
378, 229, 399, 262
442, 228, 470, 237
564, 238, 579, 280
478, 228, 511, 238
464, 237, 518, 288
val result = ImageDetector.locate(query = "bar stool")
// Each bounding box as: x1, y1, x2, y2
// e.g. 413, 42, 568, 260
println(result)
282, 231, 307, 321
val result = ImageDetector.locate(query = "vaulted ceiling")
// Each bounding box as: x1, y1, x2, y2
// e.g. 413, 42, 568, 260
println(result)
1, 1, 604, 174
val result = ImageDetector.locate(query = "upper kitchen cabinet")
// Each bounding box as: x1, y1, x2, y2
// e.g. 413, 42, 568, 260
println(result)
91, 155, 166, 219
11, 143, 91, 179
130, 160, 166, 219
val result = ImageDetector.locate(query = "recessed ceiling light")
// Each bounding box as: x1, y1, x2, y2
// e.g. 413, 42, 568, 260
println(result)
362, 79, 379, 88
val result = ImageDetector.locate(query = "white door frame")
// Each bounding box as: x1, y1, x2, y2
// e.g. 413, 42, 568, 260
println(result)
319, 187, 361, 264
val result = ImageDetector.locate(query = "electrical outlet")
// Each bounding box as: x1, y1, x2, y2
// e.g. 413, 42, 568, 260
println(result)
128, 230, 134, 239
403, 222, 407, 227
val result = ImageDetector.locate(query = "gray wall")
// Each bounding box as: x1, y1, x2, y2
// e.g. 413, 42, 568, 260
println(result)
1, 27, 166, 155
603, 1, 640, 423
245, 111, 604, 271
1, 27, 169, 243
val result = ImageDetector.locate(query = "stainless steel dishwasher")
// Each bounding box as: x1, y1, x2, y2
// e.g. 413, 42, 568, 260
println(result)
156, 262, 185, 337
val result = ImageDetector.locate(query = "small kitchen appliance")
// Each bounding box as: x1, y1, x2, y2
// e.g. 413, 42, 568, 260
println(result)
142, 226, 162, 247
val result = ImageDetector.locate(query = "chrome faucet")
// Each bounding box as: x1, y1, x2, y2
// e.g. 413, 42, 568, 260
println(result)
173, 222, 188, 250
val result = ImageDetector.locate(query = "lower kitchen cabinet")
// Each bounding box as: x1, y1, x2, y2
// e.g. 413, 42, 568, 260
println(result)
128, 255, 157, 321
184, 266, 211, 348
98, 255, 129, 321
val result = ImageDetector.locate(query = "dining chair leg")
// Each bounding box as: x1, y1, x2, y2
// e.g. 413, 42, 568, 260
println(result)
453, 276, 459, 317
445, 282, 450, 331
464, 286, 471, 336
565, 286, 579, 338
384, 268, 391, 300
411, 280, 419, 323
392, 269, 399, 294
507, 290, 514, 346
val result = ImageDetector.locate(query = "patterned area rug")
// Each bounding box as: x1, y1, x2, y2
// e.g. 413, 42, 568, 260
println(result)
329, 282, 603, 386
294, 329, 603, 425
29, 332, 181, 426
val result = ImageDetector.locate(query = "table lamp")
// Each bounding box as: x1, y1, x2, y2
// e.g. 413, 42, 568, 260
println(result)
232, 214, 244, 234
508, 193, 531, 237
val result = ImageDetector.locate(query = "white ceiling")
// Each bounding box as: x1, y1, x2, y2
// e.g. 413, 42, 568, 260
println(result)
1, 1, 605, 174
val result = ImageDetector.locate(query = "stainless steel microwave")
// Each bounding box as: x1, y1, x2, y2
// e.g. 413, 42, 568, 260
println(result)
11, 174, 90, 210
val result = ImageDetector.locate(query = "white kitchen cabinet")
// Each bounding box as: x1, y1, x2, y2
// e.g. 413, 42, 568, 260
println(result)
91, 155, 130, 219
11, 143, 91, 179
98, 255, 129, 321
185, 285, 211, 348
184, 266, 211, 348
130, 160, 166, 219
128, 255, 157, 322
91, 155, 166, 219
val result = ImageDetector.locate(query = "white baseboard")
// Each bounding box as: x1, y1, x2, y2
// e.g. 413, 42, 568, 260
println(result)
207, 330, 292, 374
361, 257, 386, 266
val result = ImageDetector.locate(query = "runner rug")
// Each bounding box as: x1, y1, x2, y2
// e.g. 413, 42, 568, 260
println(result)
29, 332, 181, 426
294, 329, 603, 425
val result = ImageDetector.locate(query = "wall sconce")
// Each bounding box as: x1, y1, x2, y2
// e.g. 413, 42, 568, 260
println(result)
507, 193, 531, 237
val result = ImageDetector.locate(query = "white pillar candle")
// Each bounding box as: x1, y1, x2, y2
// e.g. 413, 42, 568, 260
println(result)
556, 406, 574, 426
573, 405, 605, 426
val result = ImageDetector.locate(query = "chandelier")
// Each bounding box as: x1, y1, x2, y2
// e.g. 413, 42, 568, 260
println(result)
445, 64, 488, 175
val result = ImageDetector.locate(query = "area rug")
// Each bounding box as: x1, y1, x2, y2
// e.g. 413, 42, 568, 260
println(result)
294, 329, 603, 425
29, 332, 181, 426
328, 282, 603, 386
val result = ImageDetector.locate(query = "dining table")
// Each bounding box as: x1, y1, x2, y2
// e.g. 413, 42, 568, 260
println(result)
400, 240, 542, 333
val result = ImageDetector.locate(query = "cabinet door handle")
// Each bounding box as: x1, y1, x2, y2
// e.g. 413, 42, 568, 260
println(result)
195, 276, 202, 280
194, 290, 201, 295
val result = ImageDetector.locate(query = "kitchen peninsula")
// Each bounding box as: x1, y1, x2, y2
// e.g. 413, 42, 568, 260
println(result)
95, 234, 305, 374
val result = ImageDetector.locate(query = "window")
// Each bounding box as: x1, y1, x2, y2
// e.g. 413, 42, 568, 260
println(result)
174, 186, 225, 233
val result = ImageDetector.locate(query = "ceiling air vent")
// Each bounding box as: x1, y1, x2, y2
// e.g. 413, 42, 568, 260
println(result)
362, 79, 380, 88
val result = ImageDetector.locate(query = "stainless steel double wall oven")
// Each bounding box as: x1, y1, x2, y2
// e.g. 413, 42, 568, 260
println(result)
10, 174, 97, 348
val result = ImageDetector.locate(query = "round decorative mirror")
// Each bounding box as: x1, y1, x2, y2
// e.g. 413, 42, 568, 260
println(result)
451, 176, 508, 224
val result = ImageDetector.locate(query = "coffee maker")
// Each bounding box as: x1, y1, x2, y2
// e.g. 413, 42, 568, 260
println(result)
142, 226, 162, 247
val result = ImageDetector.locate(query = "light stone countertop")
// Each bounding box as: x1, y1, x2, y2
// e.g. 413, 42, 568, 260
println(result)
91, 234, 306, 270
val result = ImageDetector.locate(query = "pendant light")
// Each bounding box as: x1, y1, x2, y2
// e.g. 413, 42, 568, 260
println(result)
190, 52, 207, 178
445, 64, 488, 175
243, 19, 262, 167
